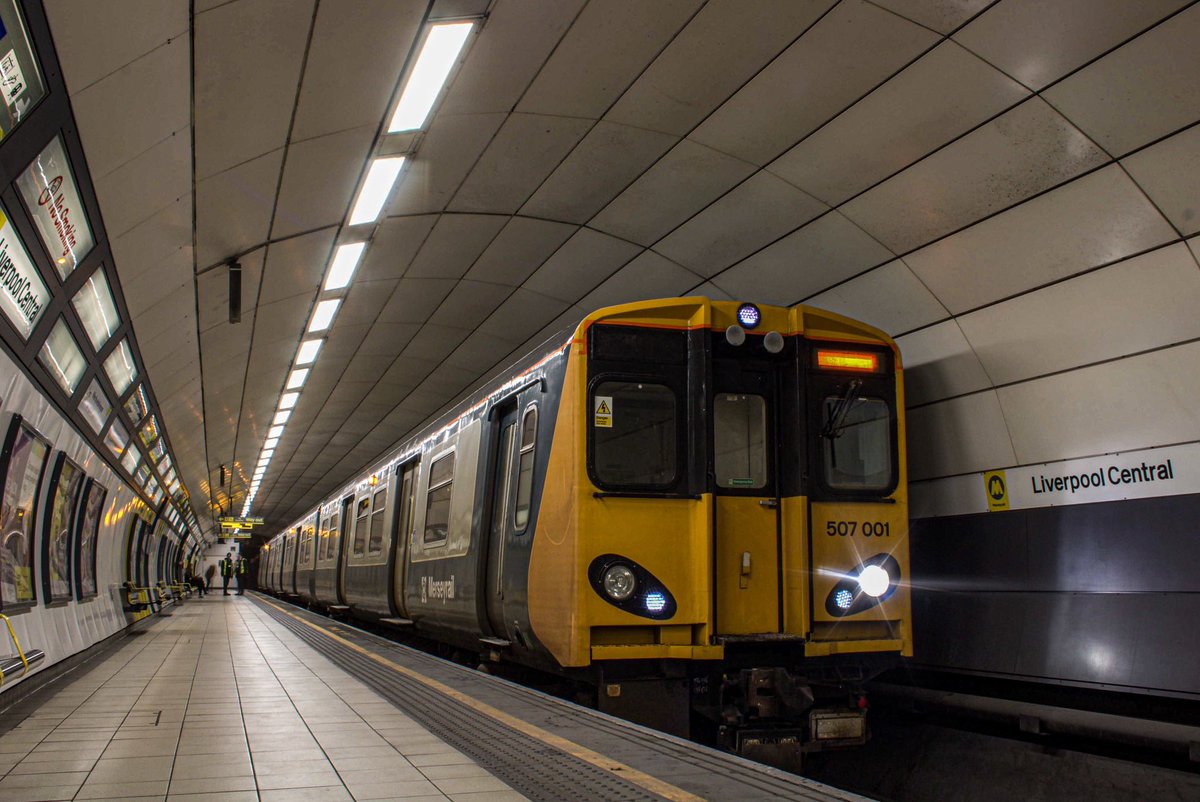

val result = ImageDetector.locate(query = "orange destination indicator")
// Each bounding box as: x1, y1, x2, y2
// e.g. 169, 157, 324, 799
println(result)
816, 349, 879, 372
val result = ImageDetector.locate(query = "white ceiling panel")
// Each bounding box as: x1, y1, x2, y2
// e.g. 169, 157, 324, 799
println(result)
1190, 236, 1200, 265
905, 391, 1017, 481
1042, 4, 1200, 155
520, 122, 678, 224
841, 98, 1108, 254
427, 280, 508, 332
589, 139, 755, 246
768, 41, 1028, 206
444, 328, 523, 375
955, 0, 1189, 91
358, 323, 420, 359
404, 214, 507, 279
896, 320, 991, 406
109, 199, 192, 284
401, 325, 471, 364
998, 342, 1200, 465
335, 280, 394, 328
122, 247, 194, 320
194, 149, 284, 271
440, 0, 584, 115
133, 292, 196, 351
289, 0, 421, 141
516, 0, 703, 119
689, 0, 938, 166
691, 282, 734, 301
605, 0, 835, 137
522, 228, 642, 302
870, 0, 992, 35
1121, 124, 1200, 236
387, 112, 507, 216
271, 125, 375, 238
91, 127, 190, 239
464, 217, 578, 287
654, 171, 827, 277
193, 0, 314, 180
67, 35, 189, 179
377, 278, 457, 324
473, 288, 570, 349
804, 259, 948, 337
48, 0, 188, 95
904, 165, 1176, 313
449, 114, 593, 214
711, 212, 893, 305
358, 215, 438, 284
578, 250, 701, 310
959, 244, 1200, 386
258, 228, 334, 307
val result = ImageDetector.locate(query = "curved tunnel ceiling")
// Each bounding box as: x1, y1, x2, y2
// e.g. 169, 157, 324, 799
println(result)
43, 0, 1200, 532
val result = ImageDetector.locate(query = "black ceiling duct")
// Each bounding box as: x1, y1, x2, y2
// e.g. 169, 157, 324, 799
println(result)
228, 260, 242, 324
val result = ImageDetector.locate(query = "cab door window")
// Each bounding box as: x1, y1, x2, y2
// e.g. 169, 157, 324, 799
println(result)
820, 396, 892, 491
590, 381, 677, 488
714, 393, 767, 490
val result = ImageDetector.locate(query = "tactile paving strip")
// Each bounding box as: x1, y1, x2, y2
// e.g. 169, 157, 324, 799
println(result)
255, 598, 664, 802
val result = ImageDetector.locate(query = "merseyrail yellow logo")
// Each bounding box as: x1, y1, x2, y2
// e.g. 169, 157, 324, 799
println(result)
984, 470, 1009, 512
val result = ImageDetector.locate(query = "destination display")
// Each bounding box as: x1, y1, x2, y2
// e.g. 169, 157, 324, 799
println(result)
18, 136, 94, 278
0, 203, 48, 338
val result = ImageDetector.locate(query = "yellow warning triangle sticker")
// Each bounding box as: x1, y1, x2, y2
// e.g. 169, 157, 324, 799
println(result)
595, 400, 611, 415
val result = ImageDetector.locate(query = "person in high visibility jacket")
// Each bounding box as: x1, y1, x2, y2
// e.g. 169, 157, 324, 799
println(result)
219, 552, 234, 595
234, 555, 247, 595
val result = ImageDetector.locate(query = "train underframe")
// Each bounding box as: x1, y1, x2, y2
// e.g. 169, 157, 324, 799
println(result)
586, 649, 900, 771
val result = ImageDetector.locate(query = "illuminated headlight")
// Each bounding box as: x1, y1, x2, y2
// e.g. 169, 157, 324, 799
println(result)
858, 564, 891, 598
603, 565, 636, 601
644, 592, 666, 613
834, 588, 854, 609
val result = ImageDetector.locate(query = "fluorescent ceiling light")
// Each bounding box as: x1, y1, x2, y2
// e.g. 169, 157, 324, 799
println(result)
295, 340, 323, 366
324, 242, 368, 289
308, 299, 340, 333
264, 437, 280, 449
348, 160, 405, 226
260, 448, 275, 459
389, 22, 473, 132
286, 368, 309, 390
272, 410, 291, 425
268, 425, 285, 439
279, 392, 300, 410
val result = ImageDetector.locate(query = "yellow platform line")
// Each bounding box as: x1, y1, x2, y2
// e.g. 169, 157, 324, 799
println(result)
257, 596, 705, 802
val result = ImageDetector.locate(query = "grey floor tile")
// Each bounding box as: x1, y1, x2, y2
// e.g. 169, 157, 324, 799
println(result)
259, 787, 354, 802
256, 770, 345, 790
167, 774, 257, 795
0, 783, 83, 801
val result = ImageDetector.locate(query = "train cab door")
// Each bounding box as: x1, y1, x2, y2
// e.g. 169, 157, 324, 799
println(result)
481, 404, 518, 638
712, 359, 782, 636
333, 494, 353, 605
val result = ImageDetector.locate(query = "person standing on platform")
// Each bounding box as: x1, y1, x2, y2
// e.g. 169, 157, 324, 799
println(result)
220, 551, 234, 595
235, 553, 247, 595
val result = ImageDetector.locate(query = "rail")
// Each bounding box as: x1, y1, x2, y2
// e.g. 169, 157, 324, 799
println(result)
0, 613, 44, 687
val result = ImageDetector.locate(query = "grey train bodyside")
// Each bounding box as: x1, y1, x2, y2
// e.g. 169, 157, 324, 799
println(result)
264, 340, 569, 668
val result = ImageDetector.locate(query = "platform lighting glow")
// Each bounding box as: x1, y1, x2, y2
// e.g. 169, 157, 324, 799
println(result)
267, 425, 284, 439
279, 392, 300, 410
272, 410, 291, 426
323, 243, 368, 292
388, 22, 473, 132
348, 160, 405, 226
308, 299, 340, 333
295, 339, 323, 366
858, 565, 891, 598
286, 368, 309, 390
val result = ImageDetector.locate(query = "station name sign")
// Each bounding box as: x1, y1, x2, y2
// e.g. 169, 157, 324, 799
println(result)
0, 204, 47, 339
17, 136, 94, 279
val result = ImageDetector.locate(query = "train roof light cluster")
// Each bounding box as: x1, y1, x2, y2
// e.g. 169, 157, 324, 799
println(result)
242, 18, 477, 519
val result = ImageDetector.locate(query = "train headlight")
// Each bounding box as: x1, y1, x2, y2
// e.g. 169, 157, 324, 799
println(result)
603, 564, 636, 601
858, 564, 890, 598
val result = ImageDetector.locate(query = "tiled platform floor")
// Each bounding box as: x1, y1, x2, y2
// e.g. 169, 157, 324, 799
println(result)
0, 596, 527, 802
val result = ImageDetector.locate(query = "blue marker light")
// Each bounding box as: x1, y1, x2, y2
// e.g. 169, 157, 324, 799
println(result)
835, 589, 854, 610
644, 592, 667, 613
737, 303, 761, 329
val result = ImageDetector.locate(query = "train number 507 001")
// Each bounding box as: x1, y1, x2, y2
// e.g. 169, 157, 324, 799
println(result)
826, 521, 890, 537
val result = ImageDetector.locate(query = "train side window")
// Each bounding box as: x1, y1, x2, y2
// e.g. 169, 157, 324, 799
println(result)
43, 454, 84, 603
353, 497, 370, 557
714, 394, 768, 490
368, 486, 387, 555
591, 381, 677, 488
423, 452, 455, 546
75, 481, 106, 600
0, 418, 51, 609
514, 407, 537, 531
820, 396, 892, 491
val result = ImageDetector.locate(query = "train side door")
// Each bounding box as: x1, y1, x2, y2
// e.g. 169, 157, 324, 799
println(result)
482, 405, 518, 638
390, 459, 418, 617
712, 360, 781, 635
334, 494, 353, 604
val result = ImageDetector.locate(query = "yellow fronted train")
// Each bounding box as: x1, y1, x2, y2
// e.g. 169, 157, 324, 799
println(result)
261, 297, 911, 763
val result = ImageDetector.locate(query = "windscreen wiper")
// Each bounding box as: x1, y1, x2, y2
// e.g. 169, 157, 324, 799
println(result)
822, 379, 863, 440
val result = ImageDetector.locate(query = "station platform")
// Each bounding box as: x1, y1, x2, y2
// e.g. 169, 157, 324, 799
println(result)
0, 594, 868, 802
